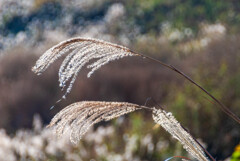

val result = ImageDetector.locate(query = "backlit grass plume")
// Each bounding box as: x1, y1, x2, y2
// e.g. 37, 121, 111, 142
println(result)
32, 38, 136, 98
48, 101, 144, 144
32, 37, 240, 123
152, 107, 209, 161
48, 101, 210, 161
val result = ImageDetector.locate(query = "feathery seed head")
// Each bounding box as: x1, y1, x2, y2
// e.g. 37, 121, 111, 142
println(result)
152, 108, 209, 161
32, 37, 137, 97
48, 101, 142, 144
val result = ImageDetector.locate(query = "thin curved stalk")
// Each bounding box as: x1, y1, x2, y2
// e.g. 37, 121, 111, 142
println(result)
130, 50, 240, 124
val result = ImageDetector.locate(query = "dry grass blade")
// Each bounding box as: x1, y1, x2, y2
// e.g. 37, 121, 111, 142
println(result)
48, 101, 143, 144
32, 38, 137, 98
152, 107, 209, 161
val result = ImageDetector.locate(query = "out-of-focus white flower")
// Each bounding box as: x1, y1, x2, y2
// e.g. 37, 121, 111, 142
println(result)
79, 24, 112, 41
15, 32, 27, 45
168, 29, 184, 42
62, 0, 107, 10
44, 30, 69, 44
141, 133, 152, 146
202, 23, 226, 36
66, 153, 82, 161
45, 134, 71, 155
31, 135, 43, 149
141, 133, 154, 154
0, 130, 16, 161
200, 37, 210, 47
95, 144, 108, 156
107, 154, 123, 161
33, 114, 42, 132
116, 116, 125, 125
104, 3, 125, 23
156, 140, 169, 151
124, 134, 138, 160
161, 22, 191, 42
85, 126, 114, 144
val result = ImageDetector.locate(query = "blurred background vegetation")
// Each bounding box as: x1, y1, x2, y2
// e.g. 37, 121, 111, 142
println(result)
0, 0, 240, 160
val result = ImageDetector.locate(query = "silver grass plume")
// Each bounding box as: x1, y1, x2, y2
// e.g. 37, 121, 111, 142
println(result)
152, 107, 209, 161
32, 38, 137, 98
48, 101, 210, 161
47, 101, 144, 144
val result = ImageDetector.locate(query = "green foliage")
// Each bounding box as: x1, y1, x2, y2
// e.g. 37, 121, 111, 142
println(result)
231, 145, 240, 161
123, 0, 240, 34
